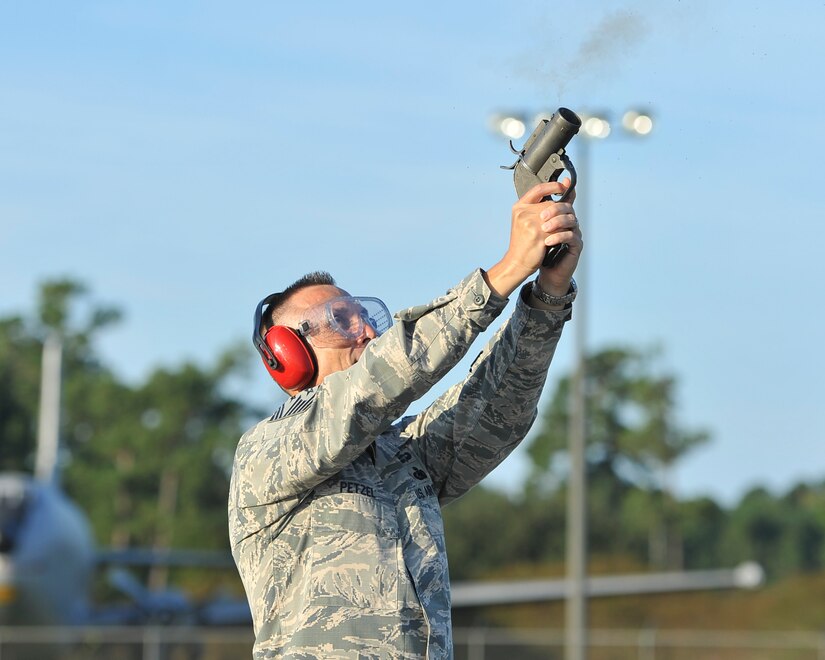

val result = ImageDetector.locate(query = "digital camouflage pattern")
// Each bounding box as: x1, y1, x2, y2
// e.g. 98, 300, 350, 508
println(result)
229, 270, 571, 659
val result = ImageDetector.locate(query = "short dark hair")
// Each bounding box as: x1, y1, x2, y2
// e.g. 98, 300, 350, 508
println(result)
262, 271, 336, 333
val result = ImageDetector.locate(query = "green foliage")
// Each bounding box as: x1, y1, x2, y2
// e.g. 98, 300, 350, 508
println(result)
678, 496, 727, 569
449, 344, 825, 583
443, 486, 566, 580
0, 277, 258, 557
526, 346, 709, 493
782, 484, 825, 571
721, 485, 825, 579
0, 316, 42, 470
524, 346, 710, 569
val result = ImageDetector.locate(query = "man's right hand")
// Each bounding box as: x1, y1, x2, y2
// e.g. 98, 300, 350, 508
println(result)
484, 180, 581, 299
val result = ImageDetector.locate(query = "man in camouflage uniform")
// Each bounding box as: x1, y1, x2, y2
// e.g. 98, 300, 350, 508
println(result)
229, 180, 582, 658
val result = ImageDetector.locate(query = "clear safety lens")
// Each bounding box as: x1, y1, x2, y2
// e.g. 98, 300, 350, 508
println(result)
298, 296, 392, 348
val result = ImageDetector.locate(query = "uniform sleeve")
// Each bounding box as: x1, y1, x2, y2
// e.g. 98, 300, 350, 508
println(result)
402, 282, 571, 506
229, 270, 508, 537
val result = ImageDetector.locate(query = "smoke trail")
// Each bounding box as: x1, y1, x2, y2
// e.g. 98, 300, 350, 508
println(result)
570, 10, 647, 77
514, 8, 649, 99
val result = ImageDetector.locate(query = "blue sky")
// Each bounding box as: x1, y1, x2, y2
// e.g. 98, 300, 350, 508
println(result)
1, 1, 822, 506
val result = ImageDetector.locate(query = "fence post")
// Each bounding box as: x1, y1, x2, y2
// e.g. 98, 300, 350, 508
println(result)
143, 626, 161, 660
637, 628, 656, 660
819, 633, 825, 660
467, 627, 486, 660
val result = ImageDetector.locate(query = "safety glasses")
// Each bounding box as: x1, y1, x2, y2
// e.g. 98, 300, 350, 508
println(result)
297, 296, 392, 348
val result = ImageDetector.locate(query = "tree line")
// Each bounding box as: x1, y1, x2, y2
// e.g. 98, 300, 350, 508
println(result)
443, 347, 825, 582
1, 279, 258, 590
2, 279, 822, 590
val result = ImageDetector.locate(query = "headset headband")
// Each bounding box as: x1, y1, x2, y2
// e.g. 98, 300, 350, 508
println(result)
252, 293, 280, 368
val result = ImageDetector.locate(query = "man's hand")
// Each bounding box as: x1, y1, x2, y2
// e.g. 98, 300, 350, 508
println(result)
485, 179, 583, 299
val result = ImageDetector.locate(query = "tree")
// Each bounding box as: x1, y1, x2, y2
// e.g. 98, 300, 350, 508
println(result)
525, 346, 709, 567
64, 347, 254, 589
0, 315, 41, 470
0, 278, 259, 567
782, 483, 825, 572
678, 496, 728, 569
0, 278, 120, 472
723, 484, 825, 579
443, 485, 567, 580
723, 487, 786, 577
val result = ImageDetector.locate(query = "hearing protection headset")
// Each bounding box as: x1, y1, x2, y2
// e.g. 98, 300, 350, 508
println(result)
252, 294, 317, 391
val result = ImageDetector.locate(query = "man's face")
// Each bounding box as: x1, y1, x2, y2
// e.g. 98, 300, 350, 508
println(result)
281, 284, 379, 392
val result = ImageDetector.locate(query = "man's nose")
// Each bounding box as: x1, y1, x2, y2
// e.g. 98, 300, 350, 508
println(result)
360, 322, 378, 342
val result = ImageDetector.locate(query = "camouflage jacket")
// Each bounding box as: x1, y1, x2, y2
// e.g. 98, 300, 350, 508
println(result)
228, 270, 571, 659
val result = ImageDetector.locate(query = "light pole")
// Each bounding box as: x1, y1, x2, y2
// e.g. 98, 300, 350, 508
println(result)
490, 107, 654, 660
35, 333, 63, 485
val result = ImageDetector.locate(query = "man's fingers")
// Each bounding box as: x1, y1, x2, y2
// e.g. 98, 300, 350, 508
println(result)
556, 176, 577, 203
540, 203, 575, 222
519, 180, 572, 204
541, 212, 578, 234
545, 230, 579, 247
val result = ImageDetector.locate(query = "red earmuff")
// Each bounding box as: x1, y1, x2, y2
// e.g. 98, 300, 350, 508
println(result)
253, 293, 317, 391
262, 326, 316, 390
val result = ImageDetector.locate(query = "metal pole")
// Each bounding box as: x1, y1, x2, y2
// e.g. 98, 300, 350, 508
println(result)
565, 139, 590, 660
35, 333, 63, 484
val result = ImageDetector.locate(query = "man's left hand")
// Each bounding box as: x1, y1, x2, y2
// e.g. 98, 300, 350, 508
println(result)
537, 178, 582, 296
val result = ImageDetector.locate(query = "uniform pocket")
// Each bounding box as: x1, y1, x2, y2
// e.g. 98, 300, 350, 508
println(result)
310, 493, 400, 610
